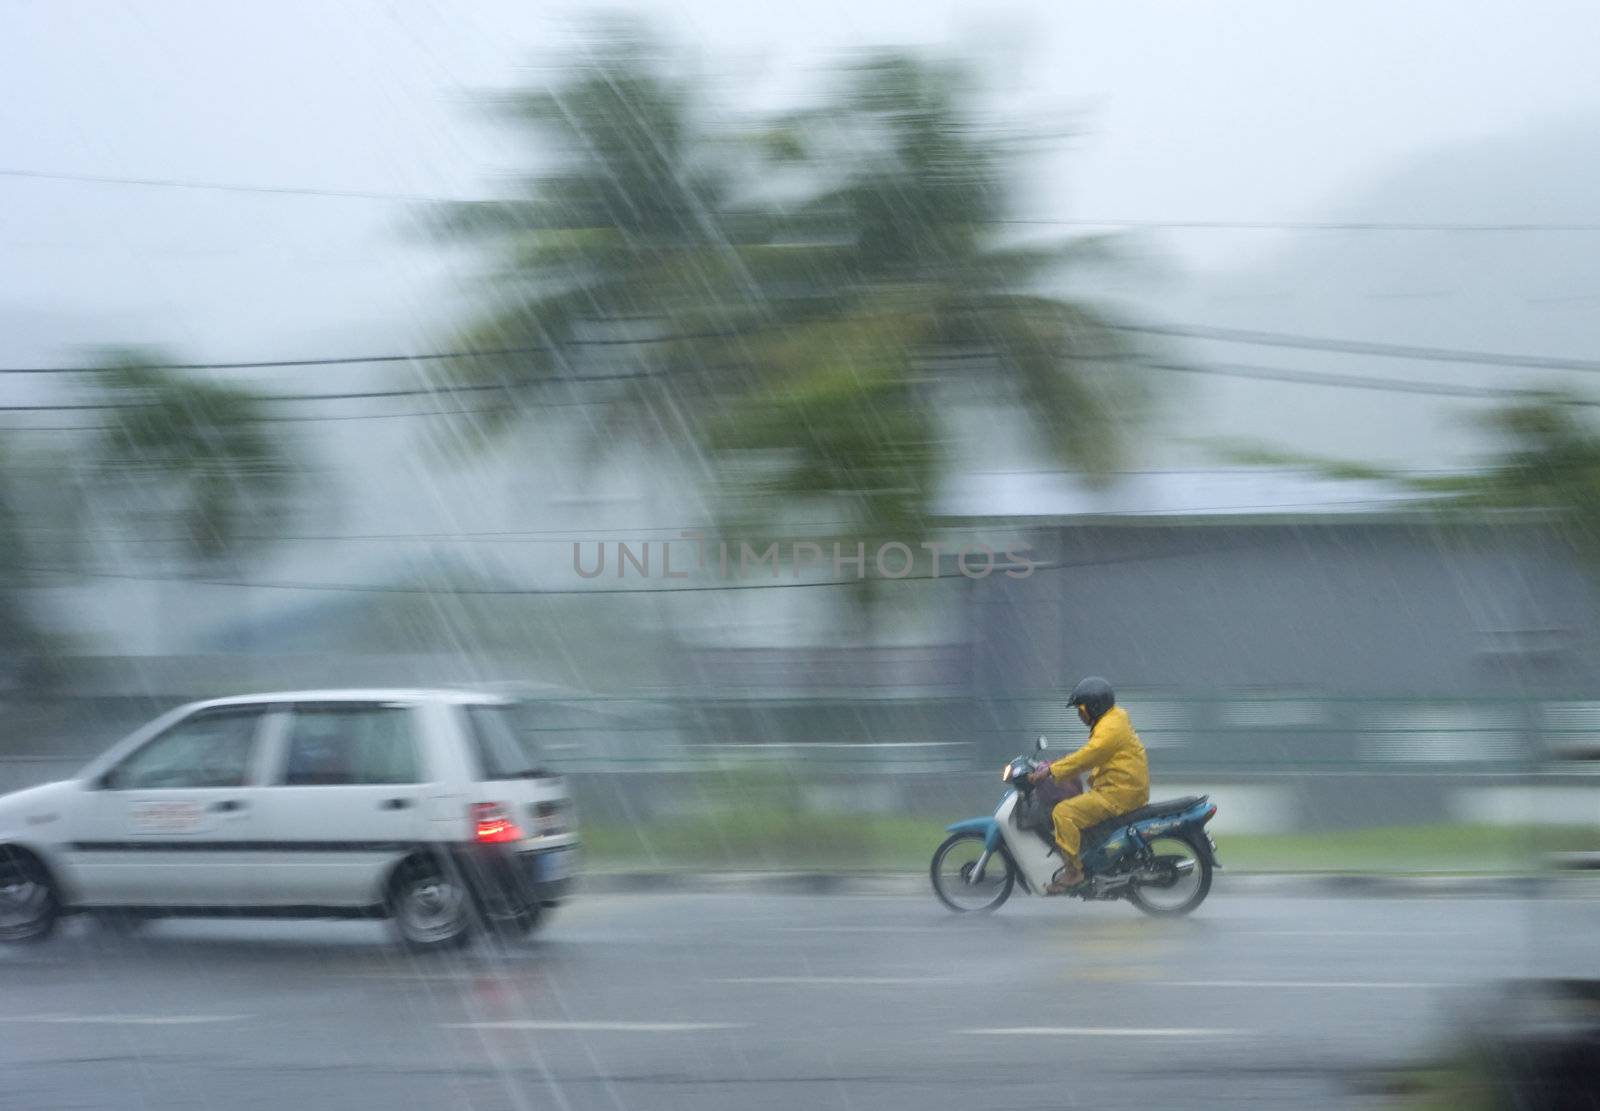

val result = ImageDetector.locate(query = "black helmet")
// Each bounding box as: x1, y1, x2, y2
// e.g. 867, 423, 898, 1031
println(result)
1068, 676, 1115, 724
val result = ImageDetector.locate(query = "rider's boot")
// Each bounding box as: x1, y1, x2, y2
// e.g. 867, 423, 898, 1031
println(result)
1044, 863, 1084, 895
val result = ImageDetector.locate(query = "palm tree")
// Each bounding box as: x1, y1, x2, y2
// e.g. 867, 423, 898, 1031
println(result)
430, 20, 775, 453
90, 348, 294, 563
437, 33, 1144, 574
709, 53, 1141, 534
1419, 395, 1600, 549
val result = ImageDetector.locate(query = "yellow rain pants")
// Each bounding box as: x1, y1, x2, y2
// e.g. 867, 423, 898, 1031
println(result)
1047, 705, 1150, 868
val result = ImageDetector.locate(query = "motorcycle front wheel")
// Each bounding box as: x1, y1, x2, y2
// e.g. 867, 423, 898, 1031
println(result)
930, 832, 1014, 913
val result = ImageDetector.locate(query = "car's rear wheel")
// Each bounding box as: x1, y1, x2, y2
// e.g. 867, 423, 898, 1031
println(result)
390, 860, 475, 951
0, 848, 59, 944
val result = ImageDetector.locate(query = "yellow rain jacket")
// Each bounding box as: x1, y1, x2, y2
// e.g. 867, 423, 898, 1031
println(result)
1046, 705, 1150, 868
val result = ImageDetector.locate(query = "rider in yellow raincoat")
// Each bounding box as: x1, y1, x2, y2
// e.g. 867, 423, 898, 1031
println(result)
1030, 677, 1148, 893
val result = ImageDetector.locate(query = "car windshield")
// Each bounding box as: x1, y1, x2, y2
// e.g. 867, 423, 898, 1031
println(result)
464, 703, 549, 779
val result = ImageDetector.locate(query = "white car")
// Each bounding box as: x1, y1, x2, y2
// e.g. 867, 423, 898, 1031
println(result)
0, 689, 578, 949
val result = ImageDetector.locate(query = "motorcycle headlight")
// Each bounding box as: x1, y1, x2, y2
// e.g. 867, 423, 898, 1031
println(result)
1000, 763, 1013, 782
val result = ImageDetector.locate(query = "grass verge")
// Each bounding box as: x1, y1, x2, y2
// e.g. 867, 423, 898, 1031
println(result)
580, 814, 1596, 874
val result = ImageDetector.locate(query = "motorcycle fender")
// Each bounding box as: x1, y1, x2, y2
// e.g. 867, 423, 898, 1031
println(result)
945, 817, 1003, 852
1179, 821, 1223, 869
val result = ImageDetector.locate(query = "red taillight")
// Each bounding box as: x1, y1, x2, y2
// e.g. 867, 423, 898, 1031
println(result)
1203, 805, 1218, 824
472, 802, 524, 844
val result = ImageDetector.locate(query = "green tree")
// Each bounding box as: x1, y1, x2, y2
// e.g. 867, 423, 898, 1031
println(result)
1214, 394, 1600, 550
711, 52, 1140, 539
430, 22, 771, 447
1424, 395, 1600, 550
91, 349, 294, 563
437, 30, 1142, 566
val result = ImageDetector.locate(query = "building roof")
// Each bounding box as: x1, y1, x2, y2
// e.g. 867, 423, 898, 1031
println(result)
937, 467, 1432, 522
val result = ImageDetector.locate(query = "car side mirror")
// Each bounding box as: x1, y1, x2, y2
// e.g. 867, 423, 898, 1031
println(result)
1036, 736, 1048, 752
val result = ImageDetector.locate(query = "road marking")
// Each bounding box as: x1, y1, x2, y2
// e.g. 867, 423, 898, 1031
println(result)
714, 976, 947, 985
0, 1014, 250, 1026
963, 1027, 1245, 1038
334, 972, 511, 982
777, 926, 943, 934
442, 1021, 742, 1032
1159, 980, 1452, 989
1244, 930, 1425, 938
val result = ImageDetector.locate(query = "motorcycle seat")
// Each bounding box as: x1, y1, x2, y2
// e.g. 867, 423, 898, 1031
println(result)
1081, 796, 1206, 846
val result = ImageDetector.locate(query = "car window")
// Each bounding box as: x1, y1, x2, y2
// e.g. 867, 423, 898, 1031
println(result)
281, 705, 421, 786
106, 708, 263, 790
464, 703, 548, 779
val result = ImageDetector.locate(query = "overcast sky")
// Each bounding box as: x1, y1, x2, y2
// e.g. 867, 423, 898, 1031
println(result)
7, 1, 1600, 649
5, 0, 1600, 365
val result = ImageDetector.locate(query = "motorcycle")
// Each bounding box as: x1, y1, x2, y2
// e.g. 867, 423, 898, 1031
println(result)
930, 737, 1220, 915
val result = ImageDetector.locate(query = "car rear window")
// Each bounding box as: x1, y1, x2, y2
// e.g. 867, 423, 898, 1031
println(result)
464, 703, 550, 779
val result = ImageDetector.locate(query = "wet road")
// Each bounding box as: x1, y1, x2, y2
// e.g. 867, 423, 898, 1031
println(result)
3, 884, 1596, 1110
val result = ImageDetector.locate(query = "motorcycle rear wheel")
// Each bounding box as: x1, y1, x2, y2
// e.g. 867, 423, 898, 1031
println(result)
930, 832, 1014, 913
1127, 835, 1212, 916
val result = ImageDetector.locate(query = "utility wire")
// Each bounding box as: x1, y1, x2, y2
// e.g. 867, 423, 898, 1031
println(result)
18, 541, 1261, 596
6, 166, 1599, 233
0, 336, 696, 375
997, 217, 1600, 232
1144, 360, 1597, 403
1123, 322, 1600, 374
0, 356, 1584, 417
6, 321, 1600, 378
0, 371, 648, 413
0, 167, 443, 202
20, 563, 1019, 596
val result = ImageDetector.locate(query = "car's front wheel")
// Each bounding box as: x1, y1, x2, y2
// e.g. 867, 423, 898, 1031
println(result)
0, 847, 59, 944
390, 860, 475, 951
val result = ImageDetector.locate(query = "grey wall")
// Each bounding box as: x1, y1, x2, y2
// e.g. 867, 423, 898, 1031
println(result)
973, 520, 1597, 701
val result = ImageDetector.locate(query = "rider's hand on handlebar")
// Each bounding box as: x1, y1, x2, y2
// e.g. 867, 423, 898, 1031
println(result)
1028, 766, 1053, 785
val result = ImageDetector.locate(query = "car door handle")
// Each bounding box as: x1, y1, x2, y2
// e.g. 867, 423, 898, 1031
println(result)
210, 799, 246, 813
379, 798, 415, 810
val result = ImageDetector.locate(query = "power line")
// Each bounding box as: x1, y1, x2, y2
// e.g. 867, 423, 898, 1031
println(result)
0, 398, 611, 431
20, 562, 1010, 596
0, 167, 444, 203
1122, 322, 1600, 374
0, 354, 1581, 421
1145, 358, 1596, 404
6, 166, 1599, 234
0, 340, 641, 375
0, 325, 764, 375
0, 371, 648, 413
18, 542, 1259, 596
998, 217, 1600, 233
8, 320, 1600, 381
0, 405, 499, 431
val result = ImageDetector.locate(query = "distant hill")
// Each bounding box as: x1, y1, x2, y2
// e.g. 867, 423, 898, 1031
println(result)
1150, 113, 1600, 469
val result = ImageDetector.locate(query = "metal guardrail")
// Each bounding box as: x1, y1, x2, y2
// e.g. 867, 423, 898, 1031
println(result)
3, 692, 1597, 776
